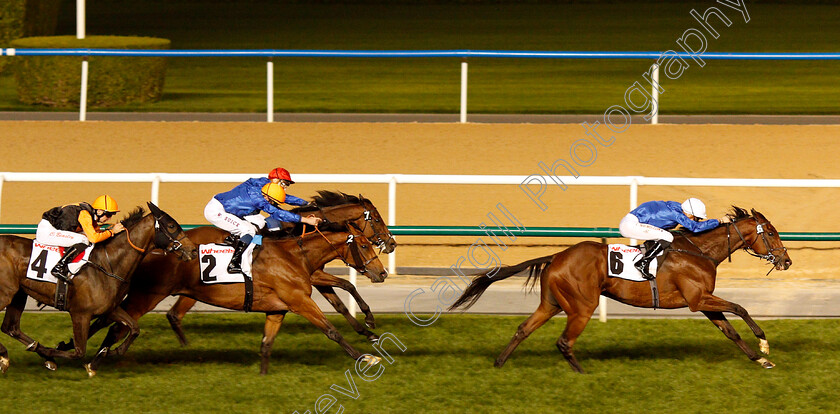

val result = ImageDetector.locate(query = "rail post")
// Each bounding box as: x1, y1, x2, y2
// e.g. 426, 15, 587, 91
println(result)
348, 268, 357, 316
388, 175, 397, 274
151, 174, 161, 206
267, 59, 274, 123
460, 58, 468, 124
599, 237, 608, 323
650, 63, 659, 125
79, 58, 89, 121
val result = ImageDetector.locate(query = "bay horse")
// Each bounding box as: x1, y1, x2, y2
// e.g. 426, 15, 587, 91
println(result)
449, 207, 792, 373
165, 191, 396, 345
86, 222, 388, 375
0, 202, 197, 375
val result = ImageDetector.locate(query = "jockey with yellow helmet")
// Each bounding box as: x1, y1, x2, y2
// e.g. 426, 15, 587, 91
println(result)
35, 195, 126, 282
204, 168, 320, 273
618, 198, 731, 280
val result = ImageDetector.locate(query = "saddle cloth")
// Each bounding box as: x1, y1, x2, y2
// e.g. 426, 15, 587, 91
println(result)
26, 241, 93, 283
607, 244, 661, 282
198, 243, 256, 283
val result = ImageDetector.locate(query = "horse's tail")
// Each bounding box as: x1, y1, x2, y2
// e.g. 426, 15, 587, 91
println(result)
448, 254, 555, 311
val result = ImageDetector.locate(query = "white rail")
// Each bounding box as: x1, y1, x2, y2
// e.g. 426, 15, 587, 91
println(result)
3, 173, 839, 320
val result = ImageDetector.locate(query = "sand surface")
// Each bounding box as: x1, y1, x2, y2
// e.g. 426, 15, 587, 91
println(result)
2, 121, 839, 281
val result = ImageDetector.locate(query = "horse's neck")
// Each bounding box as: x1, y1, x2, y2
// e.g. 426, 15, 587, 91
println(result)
105, 216, 153, 268
298, 233, 347, 269
682, 220, 754, 261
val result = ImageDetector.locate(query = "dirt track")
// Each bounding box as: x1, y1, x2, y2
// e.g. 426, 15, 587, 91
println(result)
2, 121, 839, 280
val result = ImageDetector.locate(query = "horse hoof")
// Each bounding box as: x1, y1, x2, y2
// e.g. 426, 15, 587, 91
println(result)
84, 364, 97, 377
368, 335, 380, 343
44, 360, 57, 371
757, 357, 775, 369
360, 355, 381, 367
759, 339, 770, 355
0, 356, 9, 373
365, 317, 376, 329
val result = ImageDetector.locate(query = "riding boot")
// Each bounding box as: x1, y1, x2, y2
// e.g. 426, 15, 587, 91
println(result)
51, 243, 87, 283
227, 235, 252, 274
635, 240, 671, 280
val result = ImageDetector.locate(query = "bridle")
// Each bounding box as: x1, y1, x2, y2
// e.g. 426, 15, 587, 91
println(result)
729, 219, 788, 273
302, 226, 378, 275
316, 200, 394, 251
126, 213, 189, 254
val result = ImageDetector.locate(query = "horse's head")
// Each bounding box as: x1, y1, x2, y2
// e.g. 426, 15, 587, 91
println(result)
358, 195, 396, 253
146, 202, 199, 261
307, 191, 396, 253
340, 224, 388, 283
729, 207, 791, 271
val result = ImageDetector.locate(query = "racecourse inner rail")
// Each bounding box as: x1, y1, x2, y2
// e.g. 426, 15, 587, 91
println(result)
2, 49, 840, 122
2, 172, 840, 320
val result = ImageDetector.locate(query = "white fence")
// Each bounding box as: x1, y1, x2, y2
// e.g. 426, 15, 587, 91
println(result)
4, 173, 840, 319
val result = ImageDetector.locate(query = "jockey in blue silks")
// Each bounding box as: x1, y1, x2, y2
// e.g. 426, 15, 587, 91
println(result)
204, 168, 321, 274
618, 198, 731, 279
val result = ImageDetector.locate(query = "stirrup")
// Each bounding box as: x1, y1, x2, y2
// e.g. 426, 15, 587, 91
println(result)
635, 262, 654, 280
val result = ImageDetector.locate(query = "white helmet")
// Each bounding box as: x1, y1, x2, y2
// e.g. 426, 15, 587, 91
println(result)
681, 198, 707, 219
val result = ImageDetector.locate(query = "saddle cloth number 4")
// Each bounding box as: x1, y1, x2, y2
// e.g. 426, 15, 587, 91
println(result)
26, 241, 91, 283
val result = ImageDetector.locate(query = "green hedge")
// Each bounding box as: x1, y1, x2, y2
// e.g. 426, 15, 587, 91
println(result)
0, 0, 61, 73
10, 36, 170, 108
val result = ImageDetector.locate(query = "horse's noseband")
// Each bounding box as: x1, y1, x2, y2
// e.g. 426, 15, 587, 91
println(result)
735, 220, 787, 268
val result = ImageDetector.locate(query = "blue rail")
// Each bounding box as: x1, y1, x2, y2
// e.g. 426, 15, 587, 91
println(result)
3, 49, 840, 60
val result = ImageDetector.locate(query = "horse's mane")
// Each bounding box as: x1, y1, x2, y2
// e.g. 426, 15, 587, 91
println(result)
291, 190, 363, 213
672, 205, 751, 239
120, 207, 146, 228
262, 220, 350, 240
728, 206, 751, 221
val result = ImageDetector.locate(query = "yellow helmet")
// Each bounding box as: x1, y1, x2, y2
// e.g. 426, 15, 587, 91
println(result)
261, 183, 286, 205
92, 195, 119, 212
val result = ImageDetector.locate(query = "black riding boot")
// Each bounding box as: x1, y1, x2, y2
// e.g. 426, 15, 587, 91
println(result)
635, 239, 671, 280
227, 239, 250, 274
51, 243, 87, 283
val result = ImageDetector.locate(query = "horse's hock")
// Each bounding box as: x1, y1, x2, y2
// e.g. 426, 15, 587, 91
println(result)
9, 36, 170, 108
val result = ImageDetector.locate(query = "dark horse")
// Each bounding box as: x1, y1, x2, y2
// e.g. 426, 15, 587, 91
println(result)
87, 222, 388, 374
0, 202, 197, 375
449, 207, 792, 373
164, 191, 396, 345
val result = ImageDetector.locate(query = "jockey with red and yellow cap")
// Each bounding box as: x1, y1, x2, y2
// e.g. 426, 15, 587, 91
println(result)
35, 195, 126, 282
204, 167, 320, 273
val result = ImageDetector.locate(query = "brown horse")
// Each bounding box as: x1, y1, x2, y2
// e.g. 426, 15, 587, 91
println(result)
0, 202, 197, 375
449, 207, 792, 373
86, 222, 388, 374
165, 191, 396, 345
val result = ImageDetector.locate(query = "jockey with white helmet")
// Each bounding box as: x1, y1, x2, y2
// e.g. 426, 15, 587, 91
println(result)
618, 198, 731, 279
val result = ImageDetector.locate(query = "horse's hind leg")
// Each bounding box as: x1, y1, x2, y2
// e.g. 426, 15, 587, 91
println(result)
555, 312, 594, 374
259, 312, 287, 375
166, 296, 197, 347
316, 285, 379, 342
701, 310, 773, 369
0, 290, 55, 365
495, 302, 561, 368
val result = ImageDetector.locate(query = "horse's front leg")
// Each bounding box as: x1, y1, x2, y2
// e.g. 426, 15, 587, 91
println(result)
315, 285, 379, 342
85, 307, 140, 376
700, 309, 773, 369
312, 270, 377, 329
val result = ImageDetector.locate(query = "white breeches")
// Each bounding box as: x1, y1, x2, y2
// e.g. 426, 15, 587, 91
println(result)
618, 214, 674, 242
204, 198, 263, 238
35, 219, 90, 247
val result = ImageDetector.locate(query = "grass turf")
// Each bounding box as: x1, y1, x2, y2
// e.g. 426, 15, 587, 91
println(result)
1, 1, 840, 113
1, 313, 838, 413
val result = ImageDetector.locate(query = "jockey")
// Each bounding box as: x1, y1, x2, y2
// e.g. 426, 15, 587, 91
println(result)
204, 168, 321, 273
35, 195, 126, 282
618, 198, 731, 279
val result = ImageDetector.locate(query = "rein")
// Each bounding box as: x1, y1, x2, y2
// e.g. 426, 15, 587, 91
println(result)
125, 228, 145, 253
